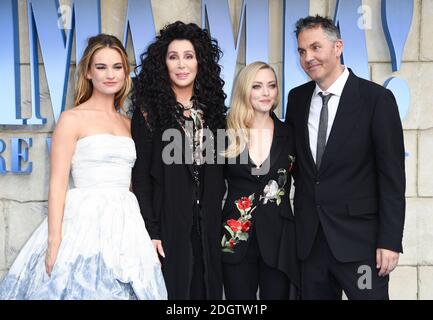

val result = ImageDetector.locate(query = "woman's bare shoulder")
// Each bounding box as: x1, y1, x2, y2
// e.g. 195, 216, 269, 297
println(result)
118, 113, 131, 130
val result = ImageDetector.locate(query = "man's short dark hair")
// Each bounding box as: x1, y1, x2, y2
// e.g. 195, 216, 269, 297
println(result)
295, 15, 341, 41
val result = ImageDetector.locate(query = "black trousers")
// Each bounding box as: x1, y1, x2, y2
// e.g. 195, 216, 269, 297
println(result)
222, 230, 291, 300
301, 225, 389, 300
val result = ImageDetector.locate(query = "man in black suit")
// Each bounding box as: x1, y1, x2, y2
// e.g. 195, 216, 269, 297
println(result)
285, 15, 405, 299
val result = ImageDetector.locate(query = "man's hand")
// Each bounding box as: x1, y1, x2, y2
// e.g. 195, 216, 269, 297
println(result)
376, 248, 399, 276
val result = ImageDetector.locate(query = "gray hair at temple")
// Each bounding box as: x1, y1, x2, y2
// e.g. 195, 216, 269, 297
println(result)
295, 15, 341, 42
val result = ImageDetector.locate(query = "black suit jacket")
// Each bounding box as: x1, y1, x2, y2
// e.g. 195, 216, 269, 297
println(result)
222, 114, 300, 287
285, 70, 405, 262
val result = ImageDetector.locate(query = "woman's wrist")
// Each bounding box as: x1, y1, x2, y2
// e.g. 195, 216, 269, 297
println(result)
48, 235, 62, 246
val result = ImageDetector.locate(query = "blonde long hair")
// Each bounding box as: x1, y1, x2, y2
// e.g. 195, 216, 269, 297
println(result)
74, 34, 132, 110
224, 61, 280, 158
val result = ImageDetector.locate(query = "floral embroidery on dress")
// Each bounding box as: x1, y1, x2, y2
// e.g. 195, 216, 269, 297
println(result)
288, 154, 295, 173
221, 165, 292, 253
221, 195, 255, 253
260, 168, 287, 206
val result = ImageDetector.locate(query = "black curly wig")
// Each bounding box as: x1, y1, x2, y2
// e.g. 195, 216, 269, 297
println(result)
132, 21, 227, 133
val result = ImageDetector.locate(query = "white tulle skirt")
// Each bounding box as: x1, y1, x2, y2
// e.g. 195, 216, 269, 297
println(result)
0, 187, 167, 300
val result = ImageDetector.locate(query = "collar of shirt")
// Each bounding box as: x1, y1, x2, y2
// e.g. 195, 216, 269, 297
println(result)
313, 66, 350, 98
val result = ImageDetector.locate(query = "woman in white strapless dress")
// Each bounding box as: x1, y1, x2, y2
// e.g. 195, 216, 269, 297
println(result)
0, 34, 167, 300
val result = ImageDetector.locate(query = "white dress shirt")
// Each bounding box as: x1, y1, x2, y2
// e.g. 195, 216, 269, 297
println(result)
309, 66, 350, 164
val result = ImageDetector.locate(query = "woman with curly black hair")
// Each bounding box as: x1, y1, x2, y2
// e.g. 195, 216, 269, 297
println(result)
131, 21, 227, 300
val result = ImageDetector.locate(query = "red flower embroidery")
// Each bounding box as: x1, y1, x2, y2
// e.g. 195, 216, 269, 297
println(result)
222, 162, 290, 254
227, 219, 242, 232
236, 197, 251, 211
229, 239, 236, 249
222, 194, 256, 253
241, 220, 251, 232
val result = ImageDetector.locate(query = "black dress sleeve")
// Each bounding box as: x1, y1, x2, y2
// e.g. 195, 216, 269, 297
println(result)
131, 108, 161, 240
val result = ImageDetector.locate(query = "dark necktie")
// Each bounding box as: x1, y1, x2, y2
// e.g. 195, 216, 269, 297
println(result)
316, 92, 332, 169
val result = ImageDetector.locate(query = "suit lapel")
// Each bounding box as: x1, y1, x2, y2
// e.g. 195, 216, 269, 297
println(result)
300, 82, 317, 172
268, 114, 285, 170
242, 113, 285, 176
319, 71, 362, 174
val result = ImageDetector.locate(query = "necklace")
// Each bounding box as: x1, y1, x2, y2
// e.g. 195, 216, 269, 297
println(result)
179, 100, 194, 110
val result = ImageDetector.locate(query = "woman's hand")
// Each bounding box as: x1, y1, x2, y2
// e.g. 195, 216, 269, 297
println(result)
152, 239, 165, 259
45, 241, 61, 276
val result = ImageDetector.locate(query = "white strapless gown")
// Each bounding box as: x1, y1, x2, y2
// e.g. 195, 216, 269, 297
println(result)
0, 134, 167, 300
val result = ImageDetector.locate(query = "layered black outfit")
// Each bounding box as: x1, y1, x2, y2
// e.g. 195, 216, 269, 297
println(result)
221, 114, 300, 299
131, 104, 225, 299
